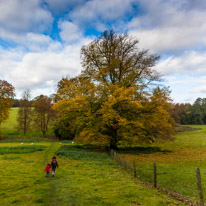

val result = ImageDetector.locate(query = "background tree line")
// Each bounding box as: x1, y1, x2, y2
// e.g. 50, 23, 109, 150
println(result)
171, 98, 206, 125
17, 91, 55, 137
0, 83, 55, 138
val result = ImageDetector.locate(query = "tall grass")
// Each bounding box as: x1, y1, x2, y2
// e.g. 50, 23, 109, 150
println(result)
0, 145, 46, 154
56, 145, 110, 161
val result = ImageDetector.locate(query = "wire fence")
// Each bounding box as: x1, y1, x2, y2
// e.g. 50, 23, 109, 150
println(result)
110, 149, 205, 206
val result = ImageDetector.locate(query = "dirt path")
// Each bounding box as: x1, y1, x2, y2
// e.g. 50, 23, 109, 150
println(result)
43, 142, 66, 206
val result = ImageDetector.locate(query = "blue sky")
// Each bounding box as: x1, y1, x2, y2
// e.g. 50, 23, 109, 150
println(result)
0, 0, 206, 103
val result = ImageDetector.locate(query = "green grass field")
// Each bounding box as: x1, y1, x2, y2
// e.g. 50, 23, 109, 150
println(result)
0, 142, 183, 206
2, 108, 206, 205
118, 125, 206, 203
1, 107, 55, 138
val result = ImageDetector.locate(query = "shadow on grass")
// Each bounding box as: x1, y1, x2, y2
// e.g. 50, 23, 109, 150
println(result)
119, 147, 172, 155
174, 125, 202, 133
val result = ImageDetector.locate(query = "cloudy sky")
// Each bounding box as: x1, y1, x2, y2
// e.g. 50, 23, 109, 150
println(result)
0, 0, 206, 103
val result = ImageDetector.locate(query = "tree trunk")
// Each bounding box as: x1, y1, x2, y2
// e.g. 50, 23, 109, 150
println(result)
0, 122, 2, 138
24, 120, 26, 136
42, 130, 46, 137
109, 128, 118, 150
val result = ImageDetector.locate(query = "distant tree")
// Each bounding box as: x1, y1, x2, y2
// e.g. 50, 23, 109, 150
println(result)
171, 103, 191, 123
12, 99, 20, 107
0, 80, 15, 136
189, 98, 204, 124
178, 98, 206, 125
17, 89, 32, 136
33, 95, 55, 137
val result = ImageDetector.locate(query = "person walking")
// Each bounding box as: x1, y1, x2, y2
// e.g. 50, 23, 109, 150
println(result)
44, 163, 51, 177
51, 156, 59, 177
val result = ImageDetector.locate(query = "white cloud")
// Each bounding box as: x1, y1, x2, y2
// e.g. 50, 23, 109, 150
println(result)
190, 85, 206, 93
128, 0, 206, 52
1, 0, 206, 104
10, 46, 82, 89
156, 51, 206, 75
129, 26, 206, 53
0, 0, 53, 34
58, 21, 83, 43
0, 35, 93, 98
162, 74, 206, 103
0, 30, 62, 52
69, 0, 135, 29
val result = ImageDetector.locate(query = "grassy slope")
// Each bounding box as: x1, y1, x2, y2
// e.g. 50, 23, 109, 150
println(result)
1, 107, 54, 138
0, 142, 183, 206
119, 125, 206, 201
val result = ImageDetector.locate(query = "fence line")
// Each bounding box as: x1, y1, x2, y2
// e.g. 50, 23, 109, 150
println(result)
110, 149, 204, 206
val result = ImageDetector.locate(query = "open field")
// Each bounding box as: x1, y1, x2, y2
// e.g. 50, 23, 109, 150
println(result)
1, 107, 55, 138
2, 109, 206, 204
0, 141, 183, 206
118, 125, 206, 202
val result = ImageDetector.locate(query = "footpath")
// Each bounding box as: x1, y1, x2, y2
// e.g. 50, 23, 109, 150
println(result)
43, 142, 185, 206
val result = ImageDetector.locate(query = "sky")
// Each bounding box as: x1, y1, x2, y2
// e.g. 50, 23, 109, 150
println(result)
0, 0, 206, 103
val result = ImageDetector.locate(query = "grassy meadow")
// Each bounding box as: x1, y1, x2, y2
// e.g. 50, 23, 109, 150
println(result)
118, 125, 206, 202
2, 108, 206, 205
1, 107, 55, 138
0, 141, 184, 206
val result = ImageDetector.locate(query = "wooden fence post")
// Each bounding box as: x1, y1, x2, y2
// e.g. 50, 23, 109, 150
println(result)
124, 159, 127, 170
114, 151, 116, 160
133, 160, 136, 178
118, 155, 122, 165
154, 163, 157, 188
116, 153, 120, 164
111, 149, 114, 157
196, 168, 204, 206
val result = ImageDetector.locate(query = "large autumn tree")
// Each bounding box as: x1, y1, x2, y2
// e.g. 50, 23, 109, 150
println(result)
54, 30, 174, 149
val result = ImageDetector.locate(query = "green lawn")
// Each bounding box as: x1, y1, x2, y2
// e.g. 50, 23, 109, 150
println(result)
0, 141, 183, 205
1, 107, 55, 138
1, 109, 205, 205
118, 125, 206, 203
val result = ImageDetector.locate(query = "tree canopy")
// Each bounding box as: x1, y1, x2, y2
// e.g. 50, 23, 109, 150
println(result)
0, 80, 15, 123
0, 79, 15, 137
174, 98, 206, 125
54, 30, 174, 148
81, 30, 160, 89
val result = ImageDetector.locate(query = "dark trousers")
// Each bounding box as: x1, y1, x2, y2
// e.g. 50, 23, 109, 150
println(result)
52, 167, 56, 176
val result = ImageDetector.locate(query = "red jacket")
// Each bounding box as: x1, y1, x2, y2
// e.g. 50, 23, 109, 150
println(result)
44, 165, 51, 172
51, 158, 58, 169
